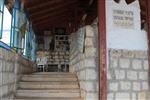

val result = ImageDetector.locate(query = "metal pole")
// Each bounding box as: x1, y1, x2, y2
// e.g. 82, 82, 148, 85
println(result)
98, 0, 107, 100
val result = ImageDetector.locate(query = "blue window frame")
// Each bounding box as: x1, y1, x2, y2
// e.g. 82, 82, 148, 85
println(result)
11, 0, 21, 49
19, 11, 26, 54
31, 33, 37, 62
0, 0, 37, 61
1, 6, 12, 46
0, 0, 4, 39
24, 20, 31, 59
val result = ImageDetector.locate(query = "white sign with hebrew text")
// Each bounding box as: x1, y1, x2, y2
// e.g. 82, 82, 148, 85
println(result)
106, 0, 141, 30
106, 0, 148, 51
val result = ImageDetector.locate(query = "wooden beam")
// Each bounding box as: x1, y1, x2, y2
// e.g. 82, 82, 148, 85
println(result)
31, 8, 72, 22
24, 0, 51, 7
98, 0, 107, 100
37, 18, 68, 26
140, 0, 146, 7
37, 20, 68, 31
89, 0, 94, 5
35, 15, 69, 26
34, 14, 74, 25
35, 16, 74, 31
140, 0, 146, 21
29, 0, 78, 17
32, 11, 72, 24
27, 0, 62, 11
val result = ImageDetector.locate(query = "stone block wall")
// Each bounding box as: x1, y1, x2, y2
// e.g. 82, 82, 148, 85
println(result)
107, 49, 149, 100
0, 48, 34, 100
70, 19, 99, 100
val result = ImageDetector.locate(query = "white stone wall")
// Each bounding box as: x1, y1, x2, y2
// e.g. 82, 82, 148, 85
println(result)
107, 49, 149, 100
106, 1, 149, 99
0, 48, 34, 100
106, 0, 148, 51
70, 19, 99, 100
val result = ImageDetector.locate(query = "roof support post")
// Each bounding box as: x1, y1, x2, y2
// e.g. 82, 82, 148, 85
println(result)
98, 0, 107, 100
146, 0, 150, 87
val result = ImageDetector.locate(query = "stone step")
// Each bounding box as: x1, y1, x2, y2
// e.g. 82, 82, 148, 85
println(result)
16, 91, 80, 98
17, 89, 80, 93
15, 97, 83, 100
23, 74, 76, 78
19, 82, 79, 89
15, 72, 83, 100
32, 72, 74, 75
21, 77, 77, 82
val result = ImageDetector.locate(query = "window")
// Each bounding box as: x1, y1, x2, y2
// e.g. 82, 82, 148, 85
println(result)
0, 0, 4, 38
31, 30, 37, 62
0, 0, 36, 61
23, 20, 31, 58
0, 6, 11, 45
19, 11, 26, 54
11, 0, 21, 49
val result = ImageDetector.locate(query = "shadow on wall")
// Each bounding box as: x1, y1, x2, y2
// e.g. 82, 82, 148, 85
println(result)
69, 17, 99, 100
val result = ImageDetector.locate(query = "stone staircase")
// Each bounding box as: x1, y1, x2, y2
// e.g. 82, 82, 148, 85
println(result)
14, 72, 83, 100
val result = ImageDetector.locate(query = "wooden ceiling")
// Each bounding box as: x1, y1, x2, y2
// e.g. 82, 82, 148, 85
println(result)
6, 0, 146, 34
23, 0, 97, 34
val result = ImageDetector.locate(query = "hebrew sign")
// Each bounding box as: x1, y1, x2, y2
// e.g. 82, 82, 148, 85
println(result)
113, 9, 134, 29
106, 0, 141, 30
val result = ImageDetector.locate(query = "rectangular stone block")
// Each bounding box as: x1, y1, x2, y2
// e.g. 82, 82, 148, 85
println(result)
127, 71, 137, 80
131, 93, 136, 100
84, 58, 96, 67
80, 89, 86, 98
120, 58, 130, 69
109, 49, 122, 58
9, 63, 14, 72
110, 57, 118, 68
85, 69, 97, 80
79, 70, 86, 80
86, 25, 94, 37
85, 48, 97, 57
107, 70, 112, 80
85, 37, 94, 46
143, 60, 148, 70
2, 61, 6, 72
133, 82, 141, 91
134, 51, 147, 59
132, 59, 142, 70
139, 71, 148, 81
115, 70, 125, 80
2, 73, 8, 85
1, 85, 8, 96
138, 92, 147, 100
86, 92, 98, 100
120, 81, 131, 91
109, 82, 118, 92
107, 93, 114, 100
0, 60, 2, 72
85, 81, 98, 92
80, 81, 86, 90
121, 50, 134, 58
115, 93, 130, 100
142, 82, 149, 90
5, 64, 10, 72
0, 73, 2, 85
